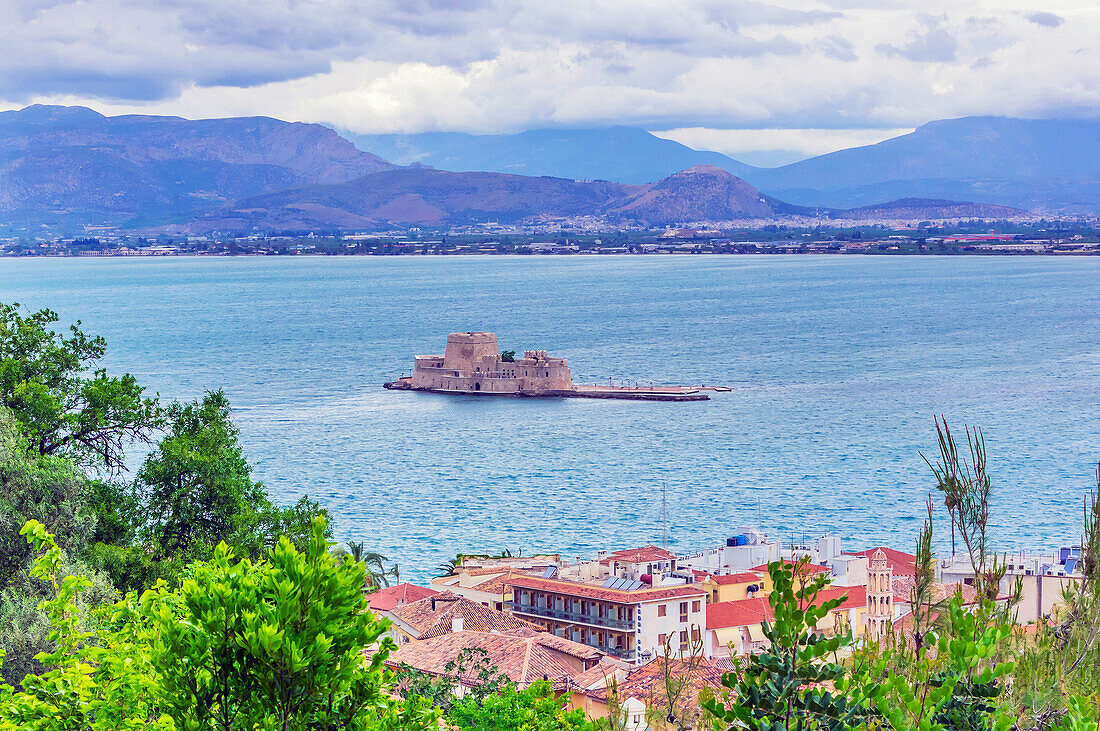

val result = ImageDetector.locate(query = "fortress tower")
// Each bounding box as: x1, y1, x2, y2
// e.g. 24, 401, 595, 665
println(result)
866, 549, 893, 641
443, 332, 500, 372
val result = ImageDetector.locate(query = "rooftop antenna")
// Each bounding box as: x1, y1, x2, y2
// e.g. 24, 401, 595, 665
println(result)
661, 481, 669, 550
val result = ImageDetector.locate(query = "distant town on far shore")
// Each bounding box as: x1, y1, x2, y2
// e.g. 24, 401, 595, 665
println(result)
7, 221, 1098, 257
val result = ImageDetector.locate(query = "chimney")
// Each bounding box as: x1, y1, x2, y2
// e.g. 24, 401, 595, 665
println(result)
452, 615, 464, 633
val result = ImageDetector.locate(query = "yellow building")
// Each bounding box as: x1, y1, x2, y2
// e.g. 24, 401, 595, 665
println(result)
700, 571, 767, 604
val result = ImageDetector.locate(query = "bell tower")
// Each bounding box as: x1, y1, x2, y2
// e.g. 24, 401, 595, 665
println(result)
866, 549, 892, 641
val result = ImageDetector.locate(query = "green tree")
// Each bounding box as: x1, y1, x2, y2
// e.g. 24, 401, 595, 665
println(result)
0, 408, 95, 588
0, 303, 162, 474
150, 516, 435, 731
703, 558, 876, 730
448, 680, 595, 731
138, 390, 266, 556
0, 517, 439, 731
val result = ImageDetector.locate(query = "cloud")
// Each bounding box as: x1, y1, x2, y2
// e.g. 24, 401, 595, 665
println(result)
653, 127, 916, 159
1026, 11, 1064, 27
877, 15, 958, 62
0, 0, 1096, 137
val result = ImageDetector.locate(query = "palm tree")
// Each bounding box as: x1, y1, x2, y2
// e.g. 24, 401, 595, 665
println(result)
347, 541, 398, 589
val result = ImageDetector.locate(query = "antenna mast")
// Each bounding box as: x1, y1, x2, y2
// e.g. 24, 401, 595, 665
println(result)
661, 481, 669, 549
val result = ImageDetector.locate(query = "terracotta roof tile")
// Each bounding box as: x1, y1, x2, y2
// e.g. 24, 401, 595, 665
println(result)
364, 583, 440, 613
391, 591, 543, 638
607, 545, 677, 564
846, 547, 917, 577
706, 598, 773, 629
387, 631, 598, 690
508, 576, 706, 603
711, 572, 764, 585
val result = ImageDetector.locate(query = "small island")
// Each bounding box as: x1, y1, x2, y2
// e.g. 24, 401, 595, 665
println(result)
384, 332, 713, 401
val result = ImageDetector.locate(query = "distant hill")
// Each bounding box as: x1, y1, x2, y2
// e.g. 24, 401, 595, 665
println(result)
832, 198, 1025, 221
347, 127, 758, 185
607, 165, 805, 224
745, 117, 1100, 213
0, 105, 396, 229
191, 165, 800, 231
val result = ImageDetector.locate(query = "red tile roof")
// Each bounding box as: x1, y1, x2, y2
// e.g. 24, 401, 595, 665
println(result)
364, 583, 440, 612
706, 598, 773, 629
607, 545, 677, 564
711, 571, 764, 585
814, 585, 867, 611
508, 576, 706, 603
846, 547, 917, 577
391, 591, 543, 638
752, 560, 831, 575
387, 630, 599, 690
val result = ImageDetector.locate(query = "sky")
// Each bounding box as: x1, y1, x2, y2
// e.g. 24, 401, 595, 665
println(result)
1, 0, 1096, 164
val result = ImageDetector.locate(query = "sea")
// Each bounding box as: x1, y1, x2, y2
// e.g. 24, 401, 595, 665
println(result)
2, 255, 1098, 582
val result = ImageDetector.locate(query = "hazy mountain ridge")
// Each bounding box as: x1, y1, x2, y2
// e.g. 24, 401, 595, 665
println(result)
350, 117, 1100, 213
347, 127, 759, 185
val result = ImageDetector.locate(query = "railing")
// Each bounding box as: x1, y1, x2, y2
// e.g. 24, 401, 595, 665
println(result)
506, 602, 634, 631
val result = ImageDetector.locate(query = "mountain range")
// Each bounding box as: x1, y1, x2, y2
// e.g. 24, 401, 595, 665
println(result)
0, 104, 1080, 233
351, 117, 1100, 214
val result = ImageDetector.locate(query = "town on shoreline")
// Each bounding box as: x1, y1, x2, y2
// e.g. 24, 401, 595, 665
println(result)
4, 220, 1099, 257
369, 526, 1083, 702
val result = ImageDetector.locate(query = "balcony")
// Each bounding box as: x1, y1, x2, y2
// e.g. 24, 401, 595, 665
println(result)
506, 601, 634, 631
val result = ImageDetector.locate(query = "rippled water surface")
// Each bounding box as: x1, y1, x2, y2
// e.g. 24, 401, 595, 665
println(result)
3, 255, 1098, 581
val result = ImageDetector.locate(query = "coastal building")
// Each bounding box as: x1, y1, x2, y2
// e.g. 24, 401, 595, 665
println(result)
431, 567, 529, 612
936, 548, 1084, 623
705, 597, 773, 657
706, 586, 867, 659
505, 574, 708, 664
410, 332, 572, 395
602, 545, 678, 581
385, 591, 543, 646
698, 571, 766, 604
677, 530, 782, 574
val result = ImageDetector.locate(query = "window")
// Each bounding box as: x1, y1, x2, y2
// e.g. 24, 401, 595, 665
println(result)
679, 630, 688, 649
658, 633, 667, 646
658, 605, 667, 617
691, 627, 700, 642
679, 602, 688, 622
692, 600, 701, 613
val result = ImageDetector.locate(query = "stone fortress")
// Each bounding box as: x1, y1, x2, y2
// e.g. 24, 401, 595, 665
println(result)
411, 332, 572, 395
386, 332, 717, 401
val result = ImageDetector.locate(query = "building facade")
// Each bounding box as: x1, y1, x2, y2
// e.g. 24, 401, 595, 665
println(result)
506, 575, 708, 664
